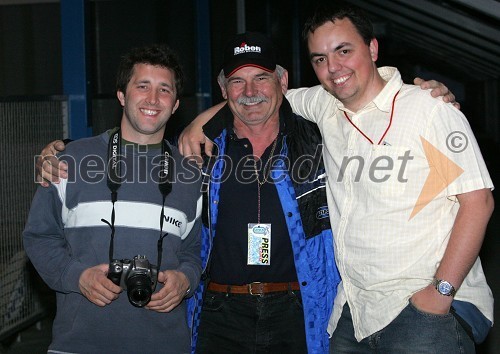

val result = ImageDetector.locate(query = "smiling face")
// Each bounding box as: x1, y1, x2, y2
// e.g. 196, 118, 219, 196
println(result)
307, 18, 384, 112
220, 66, 288, 128
117, 63, 179, 144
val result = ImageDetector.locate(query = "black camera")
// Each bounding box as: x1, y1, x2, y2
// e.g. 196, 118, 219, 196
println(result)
108, 255, 158, 307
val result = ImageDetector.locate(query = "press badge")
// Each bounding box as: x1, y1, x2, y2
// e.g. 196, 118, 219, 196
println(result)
247, 223, 271, 266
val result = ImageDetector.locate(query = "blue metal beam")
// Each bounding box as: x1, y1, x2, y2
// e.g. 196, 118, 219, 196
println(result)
195, 0, 213, 112
60, 0, 92, 139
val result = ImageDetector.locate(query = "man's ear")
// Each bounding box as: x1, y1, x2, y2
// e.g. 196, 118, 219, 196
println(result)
219, 83, 228, 100
172, 99, 180, 115
280, 69, 289, 94
369, 38, 379, 62
117, 91, 125, 106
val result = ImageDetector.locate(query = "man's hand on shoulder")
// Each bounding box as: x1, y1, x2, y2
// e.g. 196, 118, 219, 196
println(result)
36, 140, 68, 187
178, 101, 226, 165
414, 77, 460, 110
178, 121, 210, 168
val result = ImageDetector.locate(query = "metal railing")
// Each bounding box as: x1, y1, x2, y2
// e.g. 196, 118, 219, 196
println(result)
0, 97, 66, 340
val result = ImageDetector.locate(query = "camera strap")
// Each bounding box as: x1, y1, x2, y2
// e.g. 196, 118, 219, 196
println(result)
105, 130, 121, 262
156, 137, 174, 277
102, 129, 173, 279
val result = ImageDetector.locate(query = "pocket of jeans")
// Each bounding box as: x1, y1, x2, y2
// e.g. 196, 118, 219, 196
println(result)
202, 291, 227, 312
408, 299, 453, 319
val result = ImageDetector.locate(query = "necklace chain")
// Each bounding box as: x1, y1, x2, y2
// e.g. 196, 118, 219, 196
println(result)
254, 135, 278, 223
253, 136, 278, 185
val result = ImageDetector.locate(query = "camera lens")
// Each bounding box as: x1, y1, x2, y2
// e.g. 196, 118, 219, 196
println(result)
126, 273, 152, 307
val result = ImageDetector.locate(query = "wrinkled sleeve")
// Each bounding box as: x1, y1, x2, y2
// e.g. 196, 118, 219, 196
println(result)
176, 195, 203, 297
426, 102, 494, 196
23, 184, 87, 294
286, 86, 334, 124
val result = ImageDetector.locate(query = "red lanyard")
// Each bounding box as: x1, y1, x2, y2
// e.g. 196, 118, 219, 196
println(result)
343, 90, 400, 145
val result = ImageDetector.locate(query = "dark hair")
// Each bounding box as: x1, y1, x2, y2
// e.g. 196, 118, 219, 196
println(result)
302, 2, 374, 46
115, 44, 184, 97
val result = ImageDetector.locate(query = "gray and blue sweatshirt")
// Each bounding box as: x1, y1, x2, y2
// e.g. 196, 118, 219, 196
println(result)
23, 130, 202, 354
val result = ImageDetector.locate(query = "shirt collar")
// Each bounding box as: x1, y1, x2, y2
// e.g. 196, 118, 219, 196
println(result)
372, 67, 403, 113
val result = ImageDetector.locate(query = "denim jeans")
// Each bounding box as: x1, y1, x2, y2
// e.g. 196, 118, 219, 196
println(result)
330, 302, 475, 354
196, 290, 307, 354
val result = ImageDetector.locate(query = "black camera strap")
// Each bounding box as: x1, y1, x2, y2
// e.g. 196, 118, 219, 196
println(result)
104, 130, 121, 262
156, 137, 174, 276
101, 129, 173, 283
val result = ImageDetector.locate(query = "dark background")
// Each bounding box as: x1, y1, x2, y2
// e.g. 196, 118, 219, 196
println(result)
1, 0, 498, 140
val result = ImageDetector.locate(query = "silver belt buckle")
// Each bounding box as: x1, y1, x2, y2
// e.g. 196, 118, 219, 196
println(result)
248, 282, 263, 296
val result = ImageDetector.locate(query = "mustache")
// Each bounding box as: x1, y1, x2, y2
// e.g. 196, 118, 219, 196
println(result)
237, 95, 269, 105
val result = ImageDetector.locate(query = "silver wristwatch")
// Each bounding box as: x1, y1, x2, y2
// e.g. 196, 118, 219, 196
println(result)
432, 278, 457, 297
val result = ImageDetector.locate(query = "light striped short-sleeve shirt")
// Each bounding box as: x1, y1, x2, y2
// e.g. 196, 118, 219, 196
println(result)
286, 67, 494, 341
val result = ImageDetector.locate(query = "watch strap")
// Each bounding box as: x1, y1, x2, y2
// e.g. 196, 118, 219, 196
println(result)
432, 277, 457, 297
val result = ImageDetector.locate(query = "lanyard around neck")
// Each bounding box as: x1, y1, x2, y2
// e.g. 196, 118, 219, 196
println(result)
343, 90, 400, 145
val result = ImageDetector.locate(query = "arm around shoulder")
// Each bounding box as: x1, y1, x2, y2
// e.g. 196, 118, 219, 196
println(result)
178, 101, 226, 160
35, 139, 68, 187
285, 86, 333, 123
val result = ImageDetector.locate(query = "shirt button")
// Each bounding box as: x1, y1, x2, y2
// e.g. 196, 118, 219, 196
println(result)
301, 281, 307, 286
287, 212, 293, 217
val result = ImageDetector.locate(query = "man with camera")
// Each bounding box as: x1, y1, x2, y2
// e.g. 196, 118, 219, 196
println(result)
23, 44, 202, 354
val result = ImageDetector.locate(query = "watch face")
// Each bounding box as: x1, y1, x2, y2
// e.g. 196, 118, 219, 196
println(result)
438, 281, 453, 295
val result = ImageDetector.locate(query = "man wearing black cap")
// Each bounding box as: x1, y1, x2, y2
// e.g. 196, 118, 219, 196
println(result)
184, 31, 340, 353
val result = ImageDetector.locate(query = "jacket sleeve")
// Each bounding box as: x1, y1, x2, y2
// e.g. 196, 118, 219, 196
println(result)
201, 104, 232, 142
23, 184, 88, 294
176, 196, 203, 297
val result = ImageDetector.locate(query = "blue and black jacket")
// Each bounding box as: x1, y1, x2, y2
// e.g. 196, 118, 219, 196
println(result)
187, 99, 340, 354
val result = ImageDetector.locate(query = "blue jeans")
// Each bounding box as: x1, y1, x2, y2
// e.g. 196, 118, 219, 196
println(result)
330, 302, 475, 354
196, 290, 307, 354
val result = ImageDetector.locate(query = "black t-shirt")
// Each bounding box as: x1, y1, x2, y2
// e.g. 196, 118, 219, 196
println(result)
209, 132, 298, 285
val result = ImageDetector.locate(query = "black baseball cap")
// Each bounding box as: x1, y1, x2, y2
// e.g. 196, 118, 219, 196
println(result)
222, 32, 278, 77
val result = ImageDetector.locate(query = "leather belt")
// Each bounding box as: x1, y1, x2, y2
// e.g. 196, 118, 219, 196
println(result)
207, 281, 300, 296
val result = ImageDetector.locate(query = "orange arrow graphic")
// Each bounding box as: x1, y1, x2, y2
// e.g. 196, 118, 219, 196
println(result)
409, 136, 464, 220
